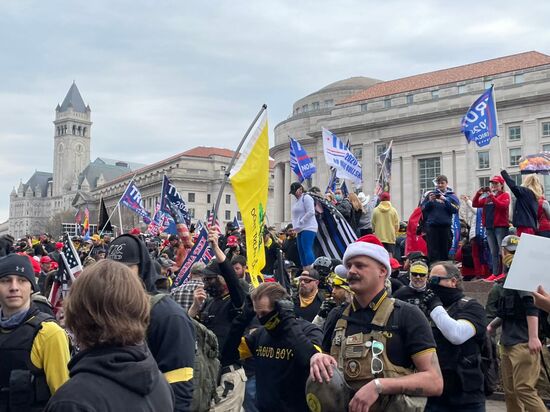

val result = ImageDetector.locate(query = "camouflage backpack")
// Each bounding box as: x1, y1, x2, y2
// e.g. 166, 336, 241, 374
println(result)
150, 294, 220, 411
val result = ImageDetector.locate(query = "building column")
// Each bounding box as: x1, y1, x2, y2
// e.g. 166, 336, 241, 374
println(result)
273, 163, 284, 226
401, 156, 414, 219
284, 161, 291, 222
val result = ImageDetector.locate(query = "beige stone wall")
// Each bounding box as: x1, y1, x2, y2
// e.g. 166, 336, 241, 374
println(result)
272, 65, 550, 226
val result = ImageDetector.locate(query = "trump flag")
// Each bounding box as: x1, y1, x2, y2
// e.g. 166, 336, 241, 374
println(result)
461, 85, 499, 147
289, 137, 316, 182
322, 127, 362, 185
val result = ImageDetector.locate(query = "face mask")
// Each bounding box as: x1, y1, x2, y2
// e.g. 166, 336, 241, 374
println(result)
258, 310, 280, 330
335, 195, 343, 202
430, 284, 463, 306
204, 280, 224, 298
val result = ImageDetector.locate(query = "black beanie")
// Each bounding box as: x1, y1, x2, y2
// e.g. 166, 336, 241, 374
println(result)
0, 254, 37, 291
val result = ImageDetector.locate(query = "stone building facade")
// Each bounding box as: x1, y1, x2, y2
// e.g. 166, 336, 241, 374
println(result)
271, 51, 550, 226
7, 83, 274, 238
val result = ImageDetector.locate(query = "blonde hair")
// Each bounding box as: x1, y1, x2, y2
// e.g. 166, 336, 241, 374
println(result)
348, 192, 363, 211
522, 175, 544, 199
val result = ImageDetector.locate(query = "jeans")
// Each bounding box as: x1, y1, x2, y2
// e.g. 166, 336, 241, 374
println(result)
425, 400, 485, 412
243, 375, 258, 412
297, 230, 316, 267
426, 225, 451, 263
485, 227, 508, 275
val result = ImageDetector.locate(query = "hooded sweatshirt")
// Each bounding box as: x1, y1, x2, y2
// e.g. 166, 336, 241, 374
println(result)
371, 200, 400, 244
44, 345, 174, 412
109, 234, 195, 412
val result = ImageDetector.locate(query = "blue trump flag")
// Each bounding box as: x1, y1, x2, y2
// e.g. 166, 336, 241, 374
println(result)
160, 175, 191, 227
120, 181, 151, 224
289, 137, 316, 182
461, 85, 499, 147
173, 221, 214, 287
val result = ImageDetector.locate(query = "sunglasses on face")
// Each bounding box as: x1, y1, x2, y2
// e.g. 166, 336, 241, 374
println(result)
428, 275, 454, 285
410, 272, 427, 278
299, 277, 315, 284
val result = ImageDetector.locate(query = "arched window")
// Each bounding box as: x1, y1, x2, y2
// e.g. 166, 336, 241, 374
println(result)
78, 126, 82, 135
72, 125, 76, 135
64, 125, 67, 134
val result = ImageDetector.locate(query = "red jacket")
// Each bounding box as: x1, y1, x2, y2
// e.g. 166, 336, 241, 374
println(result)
472, 190, 510, 228
538, 198, 550, 232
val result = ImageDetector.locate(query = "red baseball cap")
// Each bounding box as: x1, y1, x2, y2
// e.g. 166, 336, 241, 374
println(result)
489, 176, 504, 184
390, 258, 401, 270
40, 256, 52, 264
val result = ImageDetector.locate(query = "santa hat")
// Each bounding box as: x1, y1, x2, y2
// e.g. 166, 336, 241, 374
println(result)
343, 234, 391, 276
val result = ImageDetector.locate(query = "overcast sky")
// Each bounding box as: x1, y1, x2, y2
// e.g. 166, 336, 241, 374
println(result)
1, 1, 549, 222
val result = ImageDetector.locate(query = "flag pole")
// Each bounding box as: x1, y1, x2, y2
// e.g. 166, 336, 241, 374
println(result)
492, 85, 505, 169
211, 104, 267, 226
99, 175, 136, 236
374, 140, 393, 194
118, 204, 124, 235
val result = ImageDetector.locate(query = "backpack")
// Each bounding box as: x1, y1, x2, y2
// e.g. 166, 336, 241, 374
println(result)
451, 297, 498, 396
150, 294, 220, 412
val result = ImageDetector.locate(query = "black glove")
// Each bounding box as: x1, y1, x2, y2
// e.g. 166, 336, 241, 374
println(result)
422, 290, 443, 313
318, 298, 337, 318
237, 295, 256, 324
275, 299, 295, 322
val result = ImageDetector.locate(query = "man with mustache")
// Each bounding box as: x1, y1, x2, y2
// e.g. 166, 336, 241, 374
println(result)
309, 234, 443, 412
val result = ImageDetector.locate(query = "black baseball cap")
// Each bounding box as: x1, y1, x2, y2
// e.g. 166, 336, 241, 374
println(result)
107, 236, 141, 265
289, 182, 303, 195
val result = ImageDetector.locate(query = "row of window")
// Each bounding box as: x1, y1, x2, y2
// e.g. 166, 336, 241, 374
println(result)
478, 142, 550, 169
295, 99, 334, 115
187, 193, 230, 204
361, 74, 526, 112
56, 125, 87, 137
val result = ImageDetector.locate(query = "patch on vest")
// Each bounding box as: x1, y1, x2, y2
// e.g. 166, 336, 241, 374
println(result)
306, 393, 321, 412
345, 359, 362, 378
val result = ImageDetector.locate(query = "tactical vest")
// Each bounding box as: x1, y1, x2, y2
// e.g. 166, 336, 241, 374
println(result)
330, 297, 426, 412
0, 310, 54, 412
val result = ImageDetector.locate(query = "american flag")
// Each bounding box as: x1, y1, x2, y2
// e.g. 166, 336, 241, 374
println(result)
49, 233, 83, 315
206, 209, 222, 234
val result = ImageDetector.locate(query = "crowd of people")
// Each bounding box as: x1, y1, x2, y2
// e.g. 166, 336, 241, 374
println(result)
1, 168, 550, 411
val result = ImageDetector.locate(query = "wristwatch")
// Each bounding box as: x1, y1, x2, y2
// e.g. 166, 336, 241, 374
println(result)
374, 378, 383, 394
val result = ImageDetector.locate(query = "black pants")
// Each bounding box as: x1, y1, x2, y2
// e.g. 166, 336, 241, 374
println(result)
426, 225, 451, 263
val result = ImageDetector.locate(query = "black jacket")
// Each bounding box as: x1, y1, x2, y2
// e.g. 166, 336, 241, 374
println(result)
114, 234, 195, 412
501, 170, 538, 229
45, 345, 174, 412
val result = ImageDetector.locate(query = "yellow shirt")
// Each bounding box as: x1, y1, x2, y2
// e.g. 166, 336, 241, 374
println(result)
30, 321, 71, 394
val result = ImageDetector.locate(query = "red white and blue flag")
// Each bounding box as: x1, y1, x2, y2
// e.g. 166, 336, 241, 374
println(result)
461, 85, 499, 147
289, 137, 316, 182
120, 180, 151, 224
322, 127, 362, 185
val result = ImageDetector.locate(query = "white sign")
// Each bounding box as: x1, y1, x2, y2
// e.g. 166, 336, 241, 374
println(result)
503, 234, 550, 292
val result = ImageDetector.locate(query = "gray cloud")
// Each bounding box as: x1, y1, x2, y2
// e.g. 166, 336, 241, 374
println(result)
0, 0, 549, 222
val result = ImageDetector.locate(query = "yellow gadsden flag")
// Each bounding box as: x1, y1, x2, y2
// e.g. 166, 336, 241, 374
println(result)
229, 114, 269, 288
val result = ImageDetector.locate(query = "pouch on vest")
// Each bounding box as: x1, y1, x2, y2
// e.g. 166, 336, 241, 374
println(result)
9, 370, 33, 412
